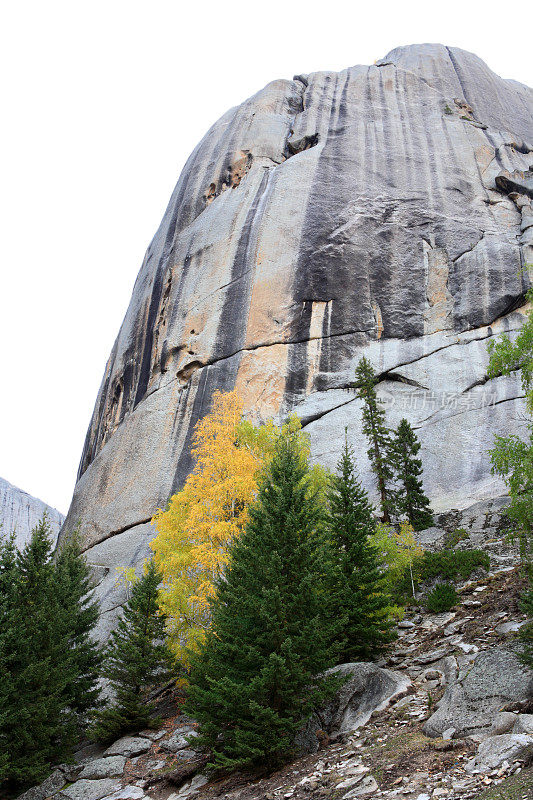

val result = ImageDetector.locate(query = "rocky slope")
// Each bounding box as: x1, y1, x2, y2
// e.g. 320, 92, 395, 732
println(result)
21, 520, 533, 800
59, 44, 533, 631
0, 476, 64, 550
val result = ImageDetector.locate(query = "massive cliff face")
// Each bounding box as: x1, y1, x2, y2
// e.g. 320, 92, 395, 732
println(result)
0, 477, 64, 550
60, 44, 533, 632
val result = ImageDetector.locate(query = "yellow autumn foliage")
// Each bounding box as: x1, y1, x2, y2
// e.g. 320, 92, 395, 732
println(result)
150, 391, 261, 666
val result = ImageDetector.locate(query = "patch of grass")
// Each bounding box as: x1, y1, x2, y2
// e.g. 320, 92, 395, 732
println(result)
472, 767, 533, 799
361, 729, 430, 787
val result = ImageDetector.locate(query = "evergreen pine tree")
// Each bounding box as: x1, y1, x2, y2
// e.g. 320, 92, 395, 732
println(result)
91, 559, 172, 744
187, 433, 341, 773
0, 518, 75, 791
325, 437, 395, 661
54, 533, 102, 714
0, 533, 19, 784
390, 418, 433, 530
353, 357, 394, 522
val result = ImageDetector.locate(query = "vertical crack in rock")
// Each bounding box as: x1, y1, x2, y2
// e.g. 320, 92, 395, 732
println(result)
152, 270, 173, 375
305, 301, 331, 394
372, 302, 384, 340
213, 168, 273, 360
423, 242, 454, 335
446, 47, 476, 117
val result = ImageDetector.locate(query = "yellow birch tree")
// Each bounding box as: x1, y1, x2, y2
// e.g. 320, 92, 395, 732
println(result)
150, 391, 261, 666
370, 520, 423, 616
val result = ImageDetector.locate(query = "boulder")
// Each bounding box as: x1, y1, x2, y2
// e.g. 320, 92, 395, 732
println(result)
57, 779, 122, 800
16, 769, 66, 800
424, 648, 533, 740
171, 749, 198, 763
513, 714, 533, 735
168, 774, 208, 800
497, 621, 525, 634
465, 734, 533, 773
78, 756, 127, 780
161, 726, 198, 753
489, 712, 518, 736
104, 736, 151, 757
341, 775, 379, 798
297, 662, 410, 753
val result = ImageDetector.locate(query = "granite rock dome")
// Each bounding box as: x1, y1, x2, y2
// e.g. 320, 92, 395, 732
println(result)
60, 44, 533, 633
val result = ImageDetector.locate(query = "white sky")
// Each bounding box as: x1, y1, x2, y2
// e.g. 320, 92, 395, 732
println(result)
1, 0, 532, 515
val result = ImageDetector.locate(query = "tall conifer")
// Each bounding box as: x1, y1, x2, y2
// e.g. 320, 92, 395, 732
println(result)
187, 433, 340, 772
390, 418, 433, 530
54, 534, 102, 714
0, 534, 20, 784
354, 357, 394, 522
0, 519, 75, 790
325, 438, 394, 661
0, 518, 102, 792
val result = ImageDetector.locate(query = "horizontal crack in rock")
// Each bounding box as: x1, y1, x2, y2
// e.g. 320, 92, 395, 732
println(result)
414, 392, 526, 428
86, 517, 154, 549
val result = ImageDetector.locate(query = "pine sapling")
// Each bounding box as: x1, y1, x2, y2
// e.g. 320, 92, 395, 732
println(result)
91, 559, 172, 744
390, 418, 433, 530
325, 436, 394, 661
353, 357, 394, 522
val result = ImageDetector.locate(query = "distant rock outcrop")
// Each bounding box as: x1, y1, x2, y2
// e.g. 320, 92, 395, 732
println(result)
59, 44, 533, 635
0, 476, 64, 550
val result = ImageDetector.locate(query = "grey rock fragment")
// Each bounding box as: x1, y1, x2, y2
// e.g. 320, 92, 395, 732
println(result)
57, 779, 122, 800
513, 714, 533, 735
101, 787, 145, 800
341, 775, 378, 798
167, 774, 208, 799
104, 736, 151, 758
78, 756, 127, 779
490, 712, 518, 736
160, 727, 198, 753
465, 734, 533, 773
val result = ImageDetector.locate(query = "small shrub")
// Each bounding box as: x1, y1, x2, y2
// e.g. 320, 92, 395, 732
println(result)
444, 527, 469, 548
389, 548, 489, 604
417, 548, 489, 582
425, 582, 459, 613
